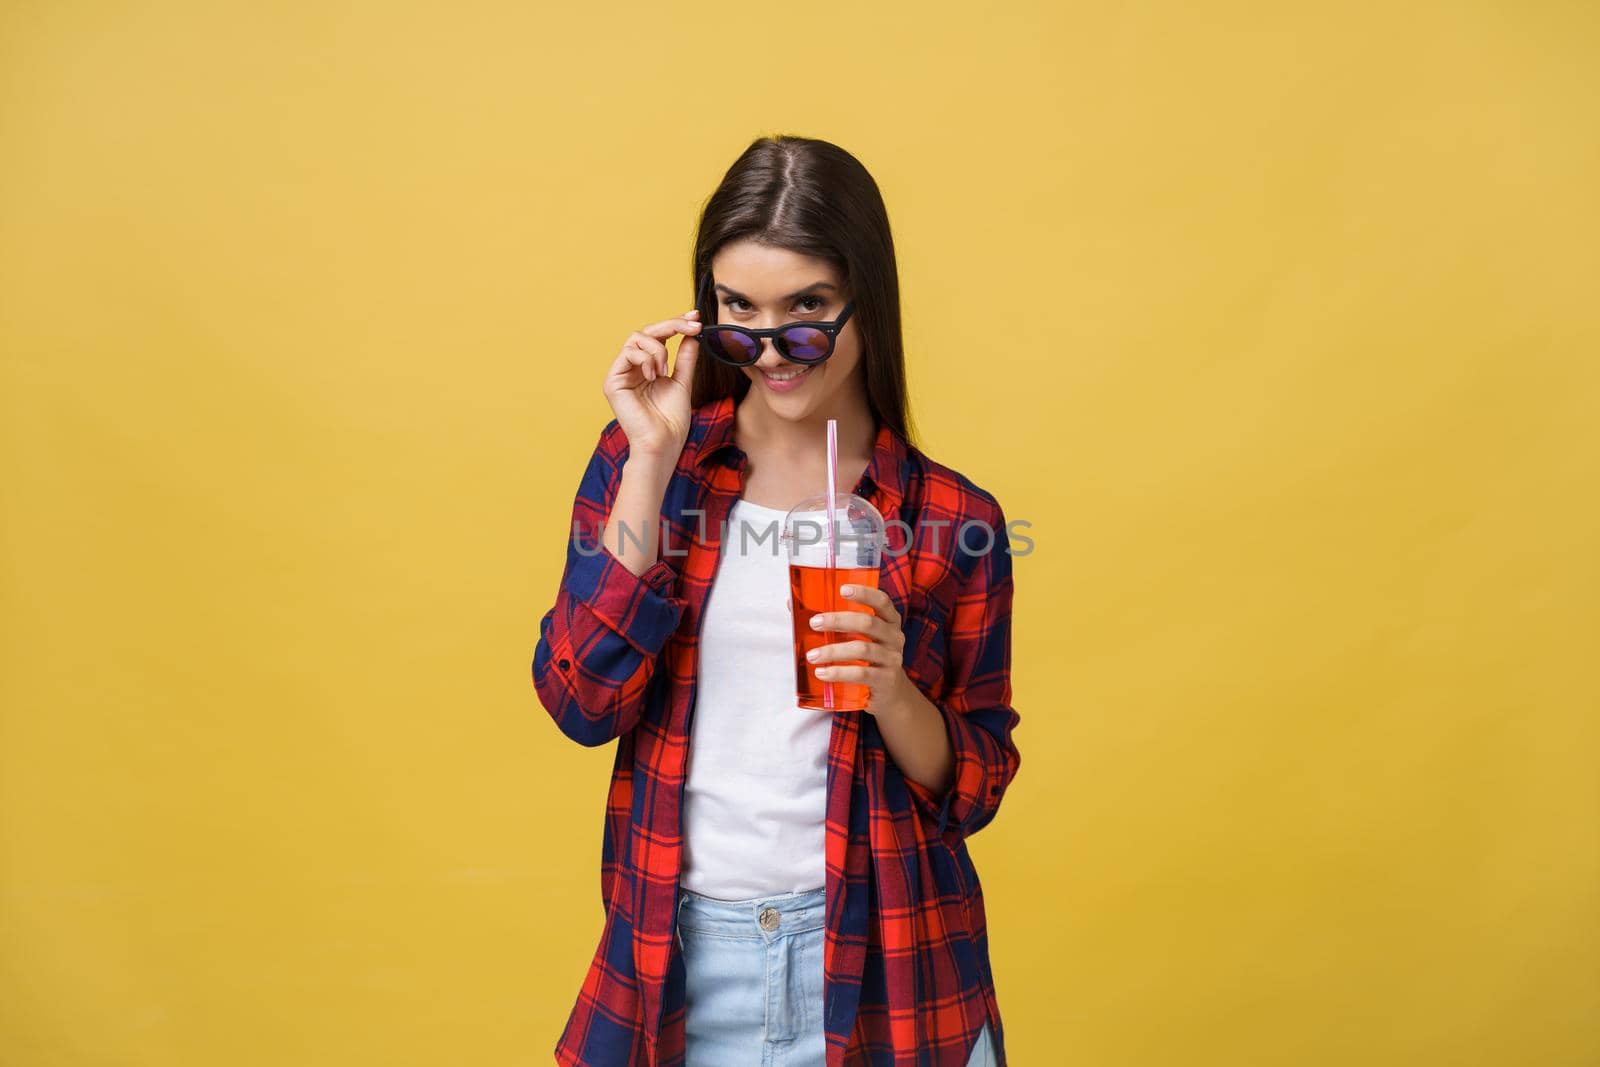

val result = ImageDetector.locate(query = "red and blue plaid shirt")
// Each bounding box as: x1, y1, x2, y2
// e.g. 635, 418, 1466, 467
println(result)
533, 393, 1021, 1066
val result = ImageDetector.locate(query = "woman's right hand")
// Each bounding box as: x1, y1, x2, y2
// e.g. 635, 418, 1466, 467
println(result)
602, 308, 702, 461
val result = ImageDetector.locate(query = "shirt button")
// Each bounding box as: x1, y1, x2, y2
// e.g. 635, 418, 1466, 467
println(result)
758, 906, 780, 932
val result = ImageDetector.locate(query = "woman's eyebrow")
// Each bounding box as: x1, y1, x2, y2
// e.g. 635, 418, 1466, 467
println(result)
714, 280, 837, 303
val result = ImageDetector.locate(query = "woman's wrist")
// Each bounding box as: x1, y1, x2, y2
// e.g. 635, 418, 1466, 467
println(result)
620, 453, 676, 494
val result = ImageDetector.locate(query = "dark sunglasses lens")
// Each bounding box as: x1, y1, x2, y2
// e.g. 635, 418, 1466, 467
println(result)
704, 328, 762, 365
777, 326, 832, 363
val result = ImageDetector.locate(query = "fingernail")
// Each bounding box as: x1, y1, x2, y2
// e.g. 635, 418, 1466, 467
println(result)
815, 667, 831, 678
806, 648, 820, 661
840, 584, 855, 596
685, 309, 700, 317
810, 615, 822, 629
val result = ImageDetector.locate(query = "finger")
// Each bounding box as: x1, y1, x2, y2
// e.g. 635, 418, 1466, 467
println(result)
809, 610, 866, 635
607, 344, 650, 386
636, 314, 704, 342
623, 340, 661, 382
627, 332, 669, 362
614, 341, 655, 375
809, 610, 893, 642
807, 639, 868, 665
806, 639, 891, 667
840, 583, 899, 626
812, 664, 884, 685
671, 333, 699, 385
632, 334, 671, 383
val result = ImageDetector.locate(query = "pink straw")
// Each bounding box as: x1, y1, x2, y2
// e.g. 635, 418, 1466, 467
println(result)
823, 418, 839, 710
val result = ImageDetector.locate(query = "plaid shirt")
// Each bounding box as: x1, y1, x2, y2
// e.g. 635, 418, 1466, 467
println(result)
533, 393, 1021, 1066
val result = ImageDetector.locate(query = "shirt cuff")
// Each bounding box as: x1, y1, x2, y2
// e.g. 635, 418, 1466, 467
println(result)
566, 544, 684, 656
902, 699, 968, 836
904, 770, 958, 835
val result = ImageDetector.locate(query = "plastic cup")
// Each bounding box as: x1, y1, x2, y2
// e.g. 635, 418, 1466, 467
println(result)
781, 493, 887, 711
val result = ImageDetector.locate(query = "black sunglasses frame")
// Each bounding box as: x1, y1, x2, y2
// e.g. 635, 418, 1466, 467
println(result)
694, 270, 857, 367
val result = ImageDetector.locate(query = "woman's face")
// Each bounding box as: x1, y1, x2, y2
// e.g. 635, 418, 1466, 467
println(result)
709, 239, 863, 423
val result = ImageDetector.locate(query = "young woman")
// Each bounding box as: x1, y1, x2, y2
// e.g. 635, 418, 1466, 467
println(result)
534, 135, 1021, 1067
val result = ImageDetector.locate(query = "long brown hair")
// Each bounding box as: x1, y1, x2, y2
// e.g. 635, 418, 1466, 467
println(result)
688, 135, 915, 446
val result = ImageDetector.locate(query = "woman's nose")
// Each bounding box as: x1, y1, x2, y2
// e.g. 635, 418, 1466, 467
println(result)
752, 340, 785, 370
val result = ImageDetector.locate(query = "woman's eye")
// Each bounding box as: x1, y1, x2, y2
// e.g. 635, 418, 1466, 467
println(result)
724, 296, 826, 314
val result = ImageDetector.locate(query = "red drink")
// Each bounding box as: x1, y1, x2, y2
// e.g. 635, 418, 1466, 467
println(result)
789, 563, 879, 711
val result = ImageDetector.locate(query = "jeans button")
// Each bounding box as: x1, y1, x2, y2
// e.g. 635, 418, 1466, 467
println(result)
757, 906, 780, 932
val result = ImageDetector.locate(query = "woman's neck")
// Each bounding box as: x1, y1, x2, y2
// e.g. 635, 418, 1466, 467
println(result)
734, 385, 877, 472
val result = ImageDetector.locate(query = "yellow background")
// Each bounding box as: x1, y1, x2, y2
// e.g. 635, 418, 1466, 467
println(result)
2, 1, 1596, 1064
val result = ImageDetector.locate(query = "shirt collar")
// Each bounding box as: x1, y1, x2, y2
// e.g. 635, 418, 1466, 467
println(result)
690, 393, 911, 507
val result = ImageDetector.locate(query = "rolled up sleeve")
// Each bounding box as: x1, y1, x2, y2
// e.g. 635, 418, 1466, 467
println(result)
532, 422, 686, 747
903, 498, 1021, 841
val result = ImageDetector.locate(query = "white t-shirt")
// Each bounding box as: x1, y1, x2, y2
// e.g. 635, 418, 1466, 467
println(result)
679, 498, 831, 901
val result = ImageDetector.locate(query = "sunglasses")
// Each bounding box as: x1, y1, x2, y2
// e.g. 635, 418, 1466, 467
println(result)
694, 270, 856, 367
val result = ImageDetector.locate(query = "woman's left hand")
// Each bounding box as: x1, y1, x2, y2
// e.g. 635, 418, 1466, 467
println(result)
804, 583, 919, 719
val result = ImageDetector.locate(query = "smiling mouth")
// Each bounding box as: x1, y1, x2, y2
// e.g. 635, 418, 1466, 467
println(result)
761, 364, 814, 382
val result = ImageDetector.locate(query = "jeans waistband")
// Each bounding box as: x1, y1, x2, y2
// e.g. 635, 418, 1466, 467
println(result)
676, 885, 826, 939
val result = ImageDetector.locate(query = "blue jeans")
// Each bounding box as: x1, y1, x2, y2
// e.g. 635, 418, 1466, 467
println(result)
676, 886, 999, 1066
